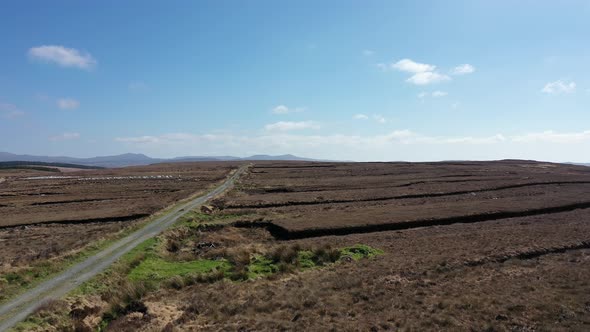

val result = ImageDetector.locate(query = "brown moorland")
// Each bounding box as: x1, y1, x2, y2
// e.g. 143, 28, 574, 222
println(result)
10, 160, 590, 331
119, 212, 590, 331
0, 162, 239, 228
223, 161, 590, 238
0, 162, 238, 270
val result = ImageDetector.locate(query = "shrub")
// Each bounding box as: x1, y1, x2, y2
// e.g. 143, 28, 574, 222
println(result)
34, 298, 67, 316
313, 246, 328, 264
166, 239, 182, 253
101, 279, 151, 324
270, 245, 286, 263
229, 268, 249, 281
328, 248, 341, 262
185, 269, 223, 285
164, 275, 185, 289
128, 252, 146, 269
278, 262, 295, 273
270, 245, 299, 265
283, 246, 299, 264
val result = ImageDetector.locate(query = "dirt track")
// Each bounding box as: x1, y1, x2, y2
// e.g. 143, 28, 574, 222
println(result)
0, 165, 248, 331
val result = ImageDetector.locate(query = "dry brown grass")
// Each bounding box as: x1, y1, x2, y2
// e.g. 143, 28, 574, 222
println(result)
14, 161, 590, 331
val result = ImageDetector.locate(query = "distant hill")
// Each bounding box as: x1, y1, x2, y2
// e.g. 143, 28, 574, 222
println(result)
0, 152, 161, 168
0, 161, 104, 172
241, 154, 317, 161
0, 152, 326, 168
0, 161, 103, 169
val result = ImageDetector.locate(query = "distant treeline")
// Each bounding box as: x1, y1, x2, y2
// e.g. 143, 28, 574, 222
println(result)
0, 161, 104, 171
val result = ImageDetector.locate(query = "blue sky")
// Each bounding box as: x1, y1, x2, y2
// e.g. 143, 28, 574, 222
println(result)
1, 1, 590, 161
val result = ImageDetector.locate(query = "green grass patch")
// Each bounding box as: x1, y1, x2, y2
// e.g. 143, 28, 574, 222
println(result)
123, 237, 159, 263
339, 244, 384, 260
244, 244, 383, 280
176, 211, 252, 229
297, 250, 317, 269
73, 237, 161, 296
128, 257, 230, 282
247, 255, 279, 279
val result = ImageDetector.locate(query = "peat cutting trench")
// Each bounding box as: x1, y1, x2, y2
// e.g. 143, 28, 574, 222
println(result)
0, 214, 150, 230
235, 201, 590, 240
0, 165, 249, 331
227, 181, 590, 209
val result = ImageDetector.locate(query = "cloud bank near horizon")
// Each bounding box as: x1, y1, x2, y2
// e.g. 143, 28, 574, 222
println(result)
113, 129, 590, 162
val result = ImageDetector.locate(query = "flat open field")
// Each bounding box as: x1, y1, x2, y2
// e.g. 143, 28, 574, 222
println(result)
223, 161, 590, 237
92, 160, 590, 331
0, 162, 238, 269
0, 162, 238, 227
9, 160, 590, 331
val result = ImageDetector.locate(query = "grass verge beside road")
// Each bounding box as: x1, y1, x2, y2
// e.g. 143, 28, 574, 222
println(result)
12, 204, 383, 331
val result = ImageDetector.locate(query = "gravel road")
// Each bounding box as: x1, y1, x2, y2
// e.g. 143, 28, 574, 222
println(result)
0, 165, 248, 330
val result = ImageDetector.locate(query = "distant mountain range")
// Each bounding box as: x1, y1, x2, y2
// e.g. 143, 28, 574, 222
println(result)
0, 152, 321, 168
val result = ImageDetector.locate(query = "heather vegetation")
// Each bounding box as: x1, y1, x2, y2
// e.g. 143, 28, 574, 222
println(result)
12, 203, 382, 331
7, 161, 590, 331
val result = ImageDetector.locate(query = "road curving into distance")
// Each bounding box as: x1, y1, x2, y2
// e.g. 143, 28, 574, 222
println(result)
0, 164, 249, 331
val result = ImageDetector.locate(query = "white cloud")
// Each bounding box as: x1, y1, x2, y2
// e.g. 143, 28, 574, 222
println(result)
114, 129, 590, 161
382, 58, 476, 85
392, 59, 436, 73
406, 71, 451, 85
383, 130, 415, 140
50, 132, 80, 141
451, 64, 475, 75
28, 45, 96, 69
512, 130, 590, 143
541, 80, 576, 94
373, 114, 386, 124
376, 130, 505, 145
353, 113, 386, 123
419, 91, 448, 98
271, 105, 305, 114
114, 131, 508, 156
116, 136, 160, 144
433, 134, 506, 144
272, 105, 289, 114
0, 102, 25, 119
115, 129, 590, 147
57, 98, 80, 110
264, 121, 320, 131
363, 50, 375, 56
